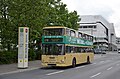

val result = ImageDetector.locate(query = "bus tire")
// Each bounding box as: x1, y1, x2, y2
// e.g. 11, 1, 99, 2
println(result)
87, 56, 90, 64
72, 58, 76, 68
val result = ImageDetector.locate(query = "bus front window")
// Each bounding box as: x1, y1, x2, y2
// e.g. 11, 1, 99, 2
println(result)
43, 44, 64, 55
43, 28, 64, 36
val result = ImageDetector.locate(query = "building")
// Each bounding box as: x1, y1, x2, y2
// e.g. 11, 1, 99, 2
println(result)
79, 15, 117, 51
116, 37, 120, 51
108, 23, 117, 51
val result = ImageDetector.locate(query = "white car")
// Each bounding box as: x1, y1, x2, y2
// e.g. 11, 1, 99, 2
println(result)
118, 51, 120, 53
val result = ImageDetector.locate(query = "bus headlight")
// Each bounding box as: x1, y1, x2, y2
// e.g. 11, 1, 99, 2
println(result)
61, 60, 65, 63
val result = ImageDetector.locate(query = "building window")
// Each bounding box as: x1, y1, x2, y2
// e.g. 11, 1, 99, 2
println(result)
80, 25, 96, 28
83, 26, 87, 28
94, 26, 96, 28
88, 26, 93, 28
79, 26, 83, 28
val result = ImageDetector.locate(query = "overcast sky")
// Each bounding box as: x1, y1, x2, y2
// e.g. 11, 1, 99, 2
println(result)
61, 0, 120, 37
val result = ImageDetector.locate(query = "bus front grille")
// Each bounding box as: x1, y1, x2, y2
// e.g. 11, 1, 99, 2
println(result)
49, 57, 55, 59
48, 64, 56, 66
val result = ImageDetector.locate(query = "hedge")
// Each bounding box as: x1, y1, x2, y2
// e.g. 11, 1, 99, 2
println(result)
0, 51, 17, 64
0, 49, 42, 64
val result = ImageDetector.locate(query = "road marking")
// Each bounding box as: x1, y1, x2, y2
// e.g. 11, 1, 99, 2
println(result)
90, 63, 96, 65
93, 63, 96, 65
46, 70, 64, 76
90, 72, 101, 78
75, 66, 85, 69
100, 61, 105, 63
107, 67, 113, 70
116, 64, 119, 66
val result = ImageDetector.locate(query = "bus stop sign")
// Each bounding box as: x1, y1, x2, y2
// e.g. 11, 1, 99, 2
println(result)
18, 27, 29, 68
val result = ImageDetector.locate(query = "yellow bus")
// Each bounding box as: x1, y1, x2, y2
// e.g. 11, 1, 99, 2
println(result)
42, 26, 94, 67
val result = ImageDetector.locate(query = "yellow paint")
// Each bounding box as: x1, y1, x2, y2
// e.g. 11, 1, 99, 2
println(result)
42, 53, 94, 67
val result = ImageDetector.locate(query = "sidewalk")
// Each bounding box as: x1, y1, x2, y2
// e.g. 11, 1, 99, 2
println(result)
0, 55, 103, 76
0, 60, 41, 76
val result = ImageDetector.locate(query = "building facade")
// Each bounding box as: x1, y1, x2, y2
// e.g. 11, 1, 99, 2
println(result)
79, 15, 117, 51
116, 37, 120, 51
108, 23, 117, 51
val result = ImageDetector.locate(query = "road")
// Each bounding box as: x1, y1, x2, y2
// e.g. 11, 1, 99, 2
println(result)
0, 53, 120, 79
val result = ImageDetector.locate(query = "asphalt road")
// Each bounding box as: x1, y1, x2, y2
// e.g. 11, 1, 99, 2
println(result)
1, 53, 120, 79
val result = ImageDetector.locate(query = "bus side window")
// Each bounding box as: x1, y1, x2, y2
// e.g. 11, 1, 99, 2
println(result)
81, 48, 83, 53
62, 28, 65, 35
86, 48, 89, 53
66, 28, 70, 36
77, 47, 81, 53
66, 46, 71, 53
70, 30, 76, 37
78, 32, 82, 38
91, 48, 93, 52
70, 46, 74, 53
82, 34, 86, 39
83, 48, 86, 53
91, 36, 93, 41
74, 47, 77, 53
85, 48, 87, 53
66, 46, 68, 53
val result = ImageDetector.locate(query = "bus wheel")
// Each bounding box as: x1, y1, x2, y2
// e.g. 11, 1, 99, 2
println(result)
72, 58, 76, 67
87, 56, 90, 64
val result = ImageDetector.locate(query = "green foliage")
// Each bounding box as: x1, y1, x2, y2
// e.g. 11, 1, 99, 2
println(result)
0, 0, 80, 64
0, 51, 17, 64
28, 49, 36, 61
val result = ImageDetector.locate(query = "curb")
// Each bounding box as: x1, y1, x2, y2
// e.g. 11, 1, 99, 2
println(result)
0, 67, 40, 76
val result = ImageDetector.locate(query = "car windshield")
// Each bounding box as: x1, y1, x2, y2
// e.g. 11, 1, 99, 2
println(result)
42, 44, 64, 55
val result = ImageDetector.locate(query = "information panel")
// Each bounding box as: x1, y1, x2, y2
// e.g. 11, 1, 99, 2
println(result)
18, 27, 29, 68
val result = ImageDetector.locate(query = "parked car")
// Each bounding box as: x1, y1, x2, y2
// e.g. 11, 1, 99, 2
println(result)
101, 52, 106, 54
118, 51, 120, 53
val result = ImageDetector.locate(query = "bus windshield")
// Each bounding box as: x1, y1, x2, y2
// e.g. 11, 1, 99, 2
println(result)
43, 28, 64, 36
42, 44, 64, 55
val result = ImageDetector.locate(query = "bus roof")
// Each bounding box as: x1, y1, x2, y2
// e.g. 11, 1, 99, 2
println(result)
43, 26, 93, 37
43, 26, 67, 29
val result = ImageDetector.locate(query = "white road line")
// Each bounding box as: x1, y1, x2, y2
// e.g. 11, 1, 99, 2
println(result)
90, 63, 96, 65
93, 63, 96, 65
107, 67, 113, 70
90, 72, 101, 78
0, 71, 19, 76
116, 64, 119, 66
100, 61, 105, 63
46, 70, 64, 76
75, 66, 85, 69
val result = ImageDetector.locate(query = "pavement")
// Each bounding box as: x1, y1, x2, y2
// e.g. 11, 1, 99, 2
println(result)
0, 60, 41, 76
0, 54, 105, 76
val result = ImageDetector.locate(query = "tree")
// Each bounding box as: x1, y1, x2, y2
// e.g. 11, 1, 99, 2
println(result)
0, 0, 80, 61
0, 0, 16, 51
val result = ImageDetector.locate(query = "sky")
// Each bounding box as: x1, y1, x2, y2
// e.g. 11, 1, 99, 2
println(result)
61, 0, 120, 37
